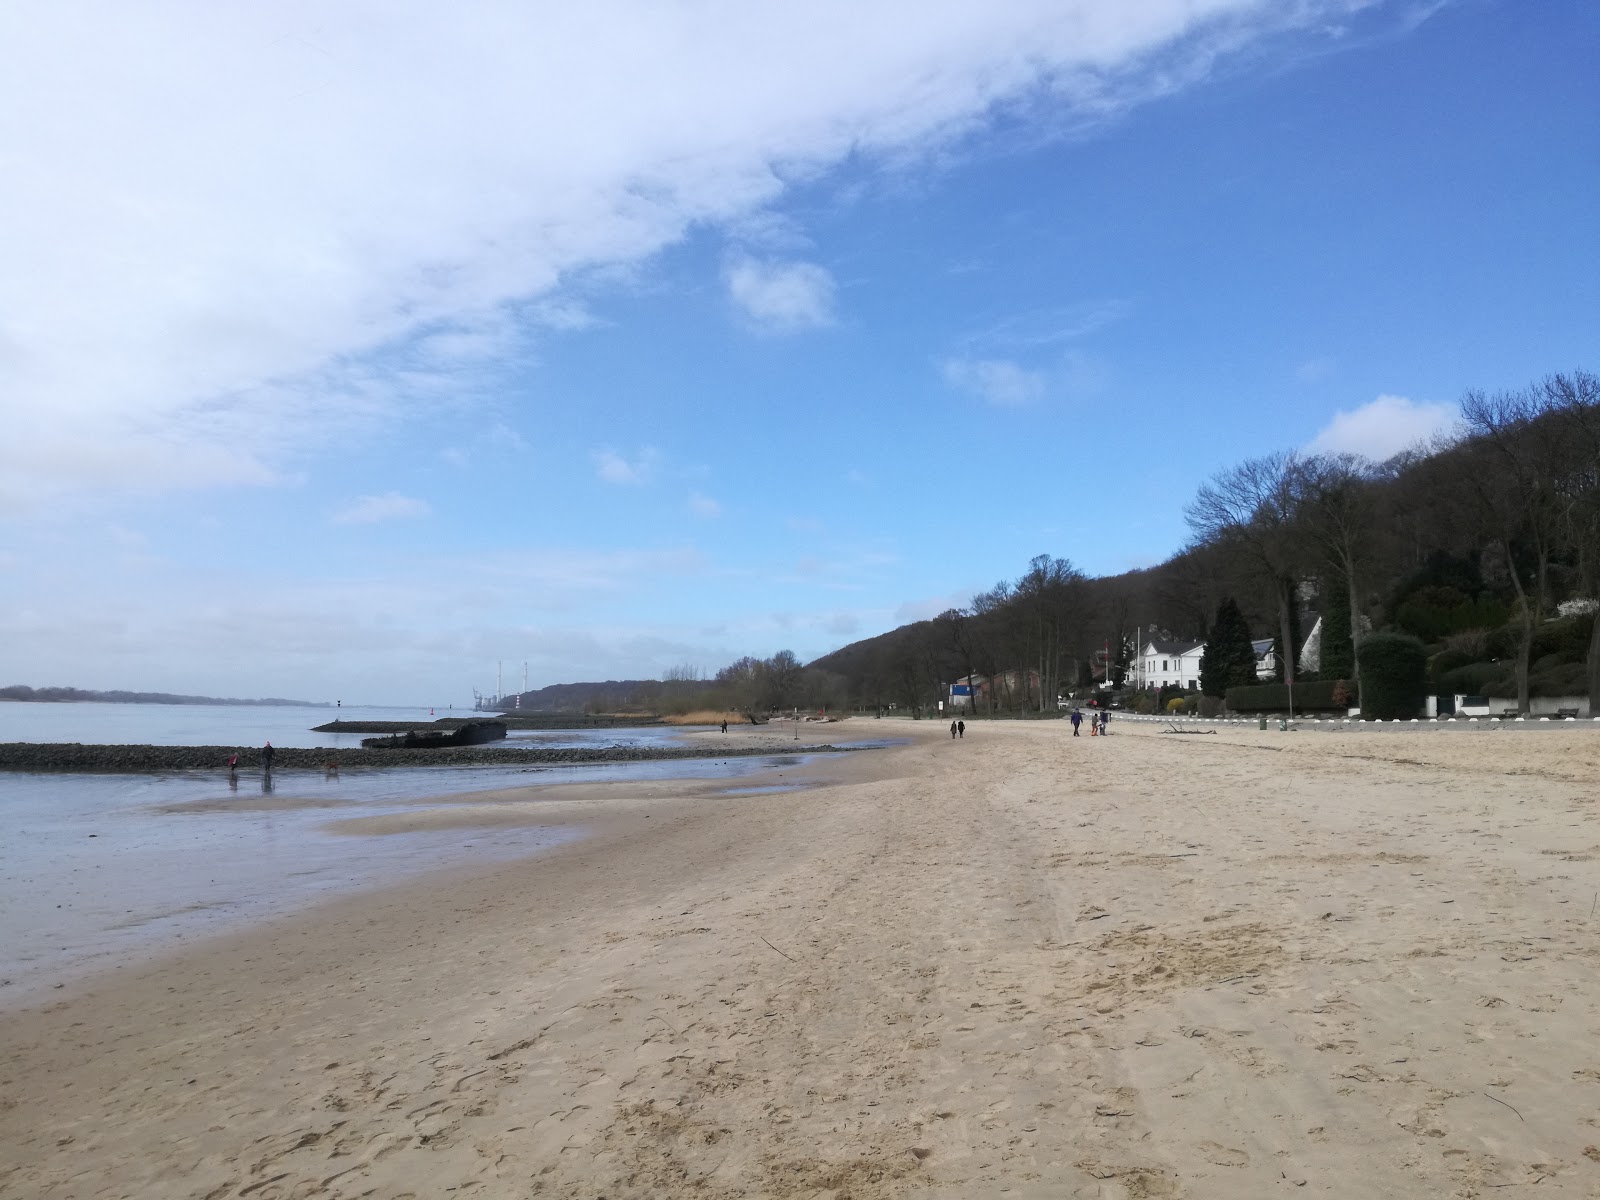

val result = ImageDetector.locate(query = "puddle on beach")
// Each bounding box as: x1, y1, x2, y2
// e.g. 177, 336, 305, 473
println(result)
0, 750, 848, 1006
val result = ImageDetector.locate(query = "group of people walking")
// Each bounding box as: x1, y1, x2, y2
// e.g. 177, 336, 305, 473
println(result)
949, 710, 1109, 738
1070, 708, 1109, 736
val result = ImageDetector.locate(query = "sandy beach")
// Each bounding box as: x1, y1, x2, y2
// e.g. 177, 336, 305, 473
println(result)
5, 718, 1600, 1198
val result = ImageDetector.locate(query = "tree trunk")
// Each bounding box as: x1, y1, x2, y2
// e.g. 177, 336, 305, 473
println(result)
1505, 540, 1533, 713
1277, 576, 1296, 714
1537, 543, 1550, 623
1587, 606, 1600, 718
1346, 564, 1362, 704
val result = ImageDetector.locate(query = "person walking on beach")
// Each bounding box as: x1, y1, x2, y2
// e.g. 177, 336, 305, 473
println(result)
1100, 710, 1109, 735
1070, 709, 1082, 736
261, 741, 275, 772
957, 719, 965, 739
950, 720, 958, 739
720, 720, 728, 734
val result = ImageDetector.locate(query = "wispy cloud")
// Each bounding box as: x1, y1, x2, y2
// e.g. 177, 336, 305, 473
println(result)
688, 492, 722, 518
332, 492, 432, 525
0, 2, 1385, 504
941, 357, 1046, 407
1295, 356, 1337, 383
962, 300, 1131, 351
1308, 394, 1457, 460
594, 448, 658, 486
724, 257, 836, 332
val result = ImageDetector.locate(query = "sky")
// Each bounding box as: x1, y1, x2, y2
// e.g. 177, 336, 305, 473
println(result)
2, 0, 1596, 705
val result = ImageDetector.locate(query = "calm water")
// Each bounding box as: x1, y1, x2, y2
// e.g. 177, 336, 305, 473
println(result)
0, 700, 697, 752
0, 701, 834, 1006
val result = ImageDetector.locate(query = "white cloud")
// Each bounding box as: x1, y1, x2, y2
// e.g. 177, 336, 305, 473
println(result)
1308, 394, 1457, 461
724, 257, 836, 331
332, 492, 431, 525
942, 356, 1046, 406
0, 1, 1380, 504
688, 492, 722, 518
594, 448, 657, 485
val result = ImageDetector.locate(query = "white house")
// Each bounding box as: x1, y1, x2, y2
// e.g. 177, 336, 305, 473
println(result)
1136, 640, 1205, 691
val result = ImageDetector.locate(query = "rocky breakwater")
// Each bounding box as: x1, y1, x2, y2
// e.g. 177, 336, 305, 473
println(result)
0, 742, 857, 773
359, 720, 506, 750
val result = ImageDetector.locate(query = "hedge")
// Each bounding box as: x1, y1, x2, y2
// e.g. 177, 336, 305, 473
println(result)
1359, 631, 1428, 719
1224, 679, 1346, 712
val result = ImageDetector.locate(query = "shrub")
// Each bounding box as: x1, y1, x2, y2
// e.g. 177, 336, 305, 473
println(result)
1438, 662, 1506, 694
1430, 648, 1475, 684
1486, 621, 1523, 661
1358, 632, 1428, 719
1197, 695, 1224, 718
1530, 661, 1588, 697
1224, 680, 1344, 712
1443, 629, 1491, 659
1166, 696, 1186, 713
1531, 612, 1595, 663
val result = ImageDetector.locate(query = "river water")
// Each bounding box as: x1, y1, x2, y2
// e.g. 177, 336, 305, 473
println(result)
0, 700, 690, 750
0, 701, 838, 1006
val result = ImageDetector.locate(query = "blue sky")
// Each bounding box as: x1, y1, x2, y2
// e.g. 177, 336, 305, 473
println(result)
2, 0, 1595, 704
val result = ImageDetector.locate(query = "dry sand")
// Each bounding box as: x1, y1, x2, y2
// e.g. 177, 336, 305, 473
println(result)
5, 718, 1600, 1198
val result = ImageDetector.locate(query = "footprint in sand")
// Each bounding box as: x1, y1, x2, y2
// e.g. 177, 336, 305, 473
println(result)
1198, 1141, 1249, 1167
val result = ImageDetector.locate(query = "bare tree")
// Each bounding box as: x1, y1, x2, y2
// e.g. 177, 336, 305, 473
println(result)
1295, 453, 1381, 692
1456, 385, 1568, 711
1542, 370, 1600, 708
1184, 452, 1307, 699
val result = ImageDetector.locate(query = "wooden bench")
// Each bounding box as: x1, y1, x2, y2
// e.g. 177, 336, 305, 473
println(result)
1555, 707, 1581, 720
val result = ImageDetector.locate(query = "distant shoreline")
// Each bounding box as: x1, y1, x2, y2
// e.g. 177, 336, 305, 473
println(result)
0, 687, 329, 708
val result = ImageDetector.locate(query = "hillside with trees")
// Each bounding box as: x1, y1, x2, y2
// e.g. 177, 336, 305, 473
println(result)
497, 371, 1595, 722
809, 370, 1599, 719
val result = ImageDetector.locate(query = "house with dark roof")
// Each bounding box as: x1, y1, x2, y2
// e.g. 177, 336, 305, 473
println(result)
1253, 637, 1276, 680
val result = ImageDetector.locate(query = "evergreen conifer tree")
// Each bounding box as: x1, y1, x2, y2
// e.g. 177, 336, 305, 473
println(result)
1282, 578, 1304, 682
1199, 597, 1258, 697
1320, 573, 1355, 680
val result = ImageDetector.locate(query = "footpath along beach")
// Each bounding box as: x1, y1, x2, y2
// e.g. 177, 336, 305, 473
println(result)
5, 719, 1600, 1197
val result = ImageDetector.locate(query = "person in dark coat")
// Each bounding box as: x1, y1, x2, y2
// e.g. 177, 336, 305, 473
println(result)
1070, 709, 1083, 736
950, 720, 958, 739
261, 742, 275, 771
957, 719, 965, 738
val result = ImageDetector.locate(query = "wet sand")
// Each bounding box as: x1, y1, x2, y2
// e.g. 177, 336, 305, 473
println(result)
5, 718, 1600, 1197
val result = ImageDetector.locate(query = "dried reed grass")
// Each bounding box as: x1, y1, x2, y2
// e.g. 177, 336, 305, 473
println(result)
658, 710, 745, 726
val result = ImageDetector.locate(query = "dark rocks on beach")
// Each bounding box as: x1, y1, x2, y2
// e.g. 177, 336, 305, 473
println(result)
0, 742, 853, 774
359, 720, 507, 750
310, 715, 665, 733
